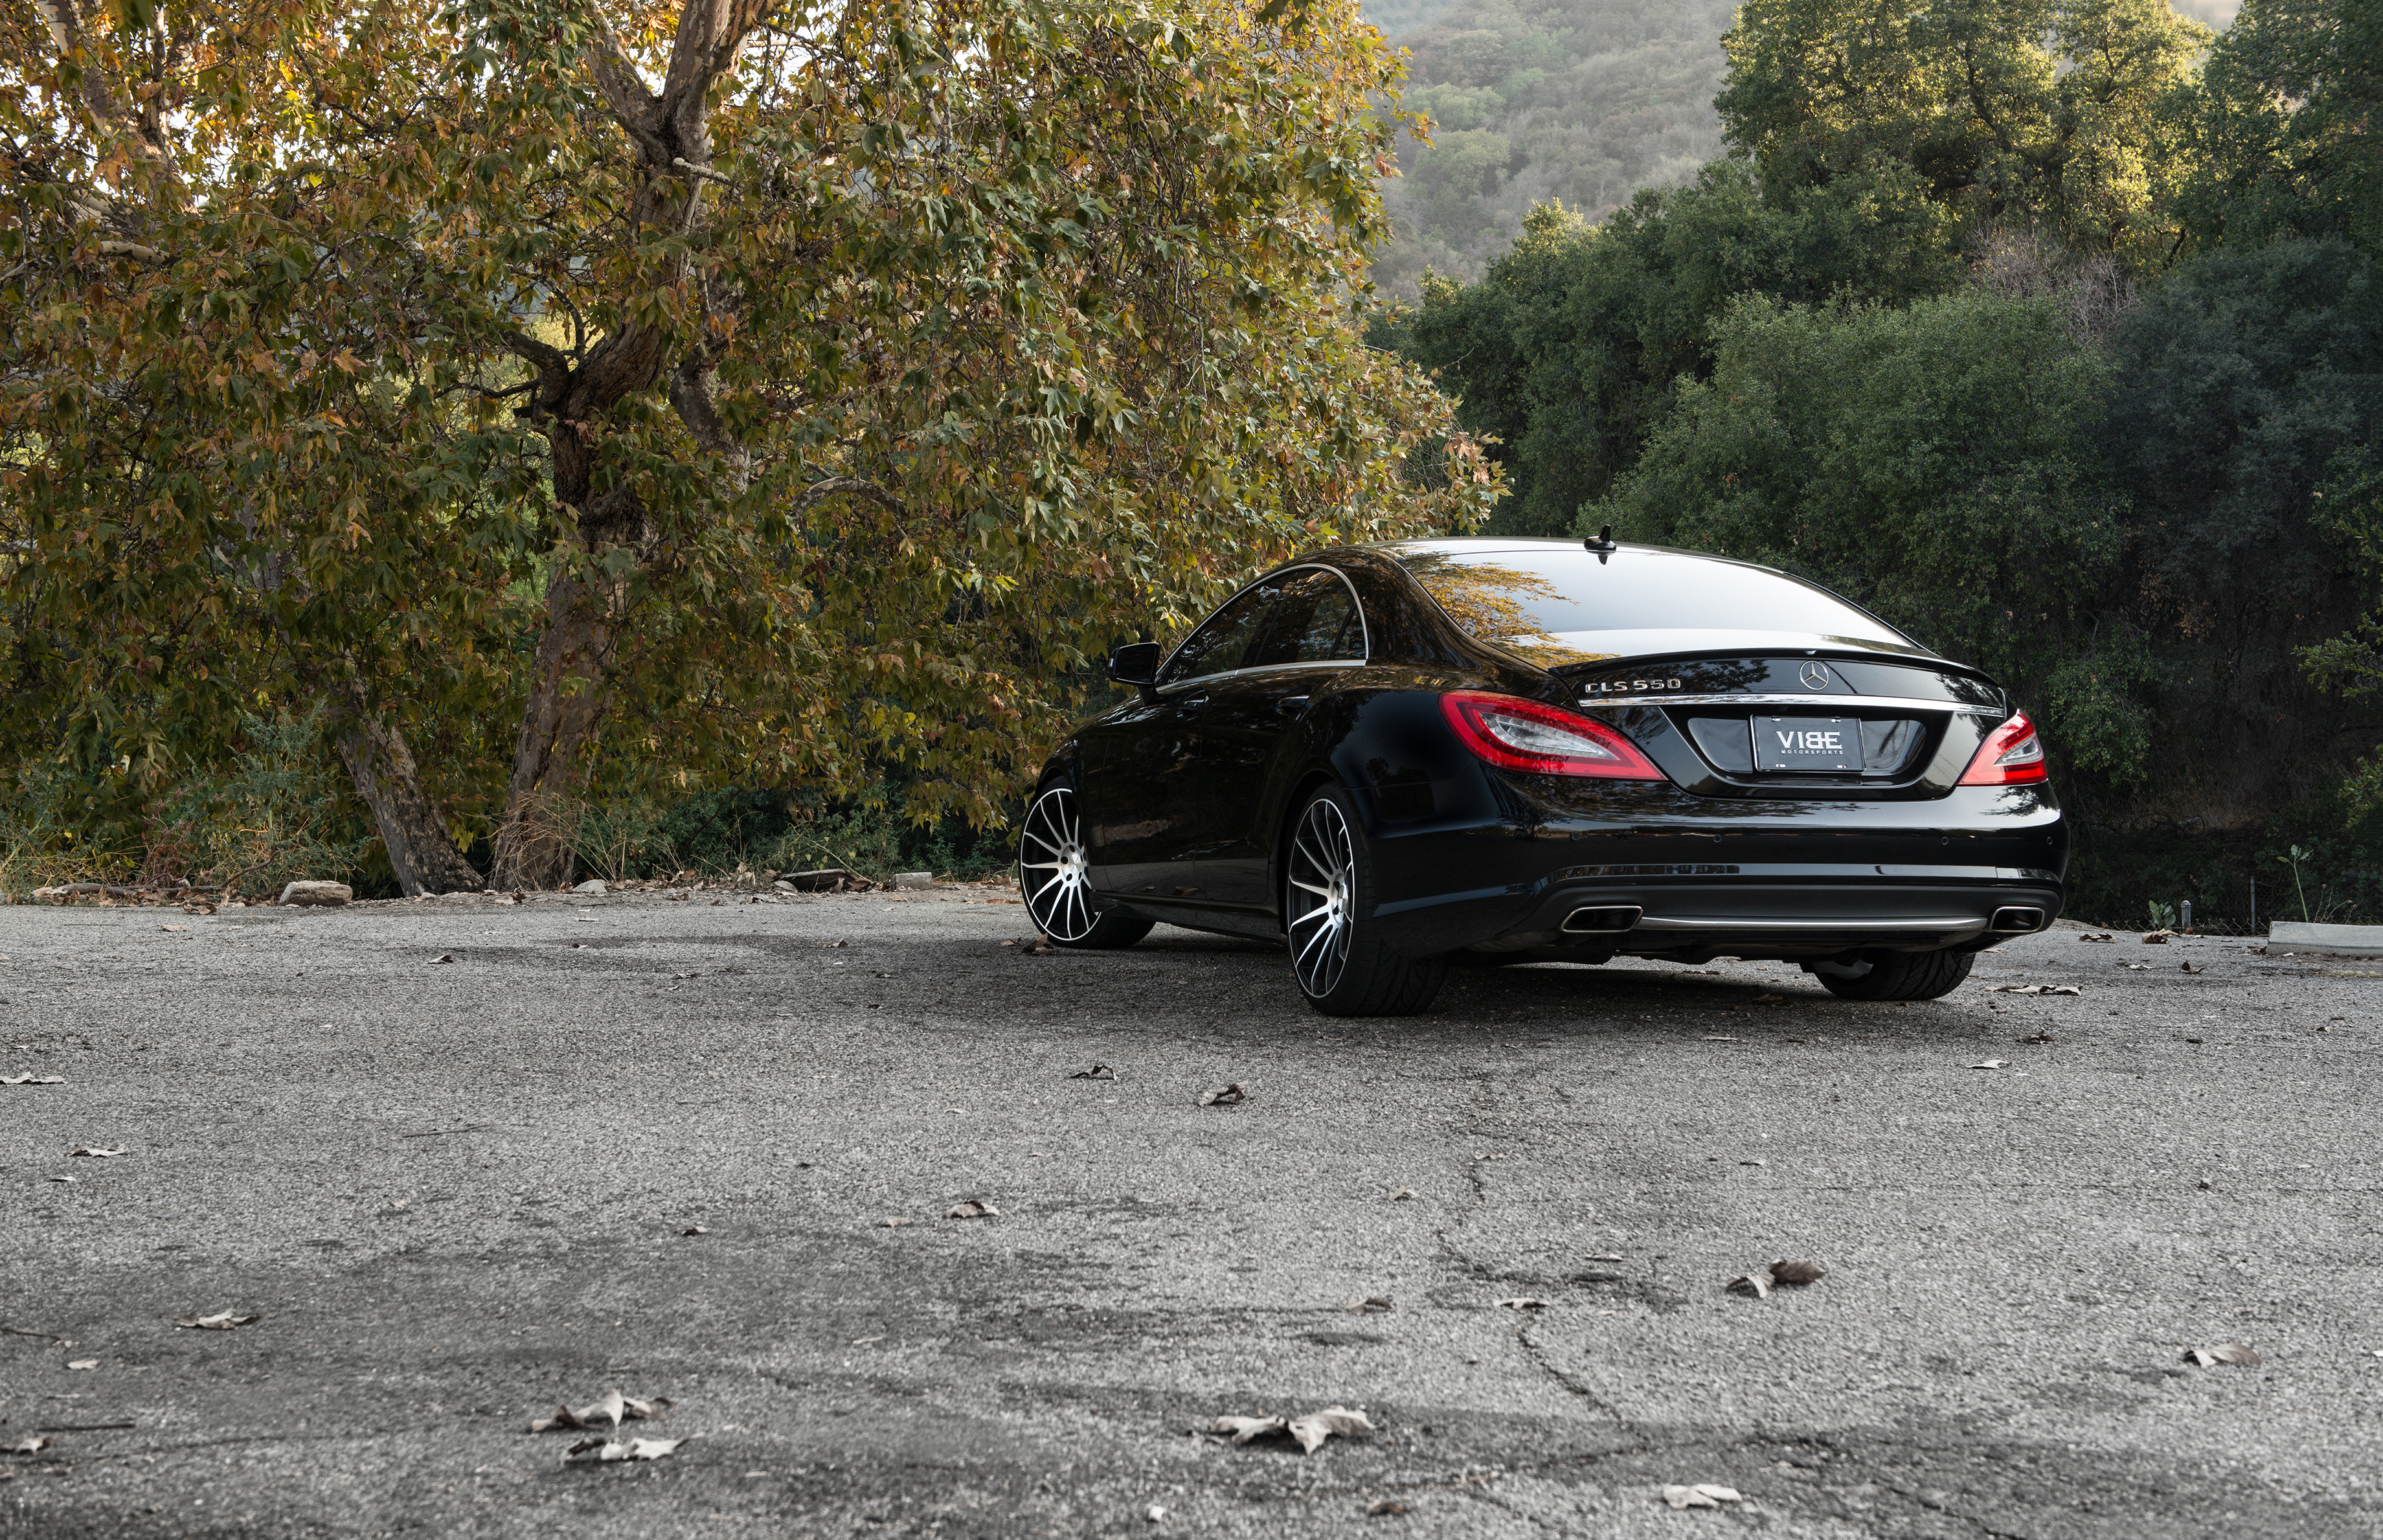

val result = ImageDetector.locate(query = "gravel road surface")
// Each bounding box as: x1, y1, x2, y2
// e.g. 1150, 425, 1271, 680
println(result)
2, 887, 2378, 1539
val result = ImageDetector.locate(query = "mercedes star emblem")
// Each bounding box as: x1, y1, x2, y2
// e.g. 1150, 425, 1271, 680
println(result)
1798, 661, 1833, 690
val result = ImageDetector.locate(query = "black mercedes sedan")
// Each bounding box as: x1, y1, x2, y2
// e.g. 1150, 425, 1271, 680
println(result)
1020, 537, 2068, 1016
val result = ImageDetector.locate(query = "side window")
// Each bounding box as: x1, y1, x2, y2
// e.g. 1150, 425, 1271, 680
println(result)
1163, 585, 1274, 684
1245, 569, 1366, 667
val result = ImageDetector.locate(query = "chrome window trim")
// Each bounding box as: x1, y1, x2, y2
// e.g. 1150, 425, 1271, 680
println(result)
1156, 659, 1366, 696
1158, 563, 1371, 687
1578, 692, 2003, 715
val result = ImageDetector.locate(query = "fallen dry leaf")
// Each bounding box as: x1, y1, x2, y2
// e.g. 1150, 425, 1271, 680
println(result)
2181, 961, 2202, 973
2, 1074, 65, 1086
69, 1147, 124, 1158
2079, 932, 2115, 942
1388, 1186, 1416, 1201
1662, 1484, 1746, 1510
2016, 1032, 2054, 1043
565, 1434, 686, 1463
172, 1311, 258, 1330
879, 1217, 911, 1229
946, 1201, 999, 1219
1751, 993, 1785, 1005
1067, 1063, 1116, 1080
1014, 935, 1056, 957
1769, 1260, 1827, 1286
1985, 984, 2081, 995
1344, 1295, 1394, 1313
160, 923, 188, 933
5, 1437, 50, 1455
430, 954, 456, 964
615, 1437, 684, 1461
1208, 1413, 1287, 1445
530, 1390, 673, 1433
681, 1225, 708, 1236
2142, 929, 2174, 944
1725, 1273, 1772, 1299
66, 1360, 96, 1371
1495, 1297, 1549, 1311
1366, 1497, 1412, 1517
2184, 1342, 2262, 1368
1287, 1405, 1375, 1454
1972, 1059, 2009, 1069
1199, 1083, 1245, 1107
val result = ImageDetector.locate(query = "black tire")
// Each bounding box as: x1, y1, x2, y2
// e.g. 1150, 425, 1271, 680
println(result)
1019, 783, 1154, 950
1809, 948, 1976, 1001
1283, 784, 1445, 1016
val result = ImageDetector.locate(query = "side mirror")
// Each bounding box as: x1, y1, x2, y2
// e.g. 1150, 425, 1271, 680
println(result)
1108, 642, 1160, 696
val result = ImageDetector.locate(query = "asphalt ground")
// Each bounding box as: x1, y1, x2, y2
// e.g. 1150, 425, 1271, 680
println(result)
1, 887, 2378, 1539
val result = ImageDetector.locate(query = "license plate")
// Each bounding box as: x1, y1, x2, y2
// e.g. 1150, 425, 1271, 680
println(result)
1753, 716, 1860, 772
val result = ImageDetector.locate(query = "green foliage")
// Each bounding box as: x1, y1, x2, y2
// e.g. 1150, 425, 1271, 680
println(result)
151, 711, 378, 896
1405, 165, 1963, 533
762, 784, 1015, 881
2303, 447, 2383, 699
0, 760, 131, 899
2096, 240, 2383, 813
545, 783, 1011, 883
2166, 0, 2383, 255
1715, 0, 2210, 266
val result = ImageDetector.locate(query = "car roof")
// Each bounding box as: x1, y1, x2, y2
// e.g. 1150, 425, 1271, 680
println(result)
1364, 536, 1779, 574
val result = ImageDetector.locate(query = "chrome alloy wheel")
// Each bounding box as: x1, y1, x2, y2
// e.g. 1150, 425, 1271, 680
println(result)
1286, 796, 1357, 997
1019, 786, 1098, 942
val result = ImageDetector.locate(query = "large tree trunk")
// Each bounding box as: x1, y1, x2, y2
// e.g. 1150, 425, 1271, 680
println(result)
483, 0, 771, 889
488, 565, 624, 890
336, 715, 484, 896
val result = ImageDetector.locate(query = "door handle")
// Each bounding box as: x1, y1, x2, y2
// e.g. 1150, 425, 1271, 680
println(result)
1276, 696, 1311, 716
1177, 693, 1209, 712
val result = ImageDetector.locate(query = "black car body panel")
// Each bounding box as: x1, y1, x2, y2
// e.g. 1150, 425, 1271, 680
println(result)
1057, 539, 2070, 965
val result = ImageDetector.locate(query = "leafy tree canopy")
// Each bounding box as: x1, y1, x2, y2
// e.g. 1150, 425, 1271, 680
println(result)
1398, 158, 1959, 533
2165, 0, 2383, 253
0, 0, 1500, 890
1717, 0, 2211, 265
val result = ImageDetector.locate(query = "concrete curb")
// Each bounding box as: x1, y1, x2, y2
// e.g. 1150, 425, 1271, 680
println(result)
2268, 920, 2383, 958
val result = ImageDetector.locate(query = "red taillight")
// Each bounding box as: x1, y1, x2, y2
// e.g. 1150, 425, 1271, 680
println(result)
1441, 692, 1666, 780
1959, 709, 2048, 786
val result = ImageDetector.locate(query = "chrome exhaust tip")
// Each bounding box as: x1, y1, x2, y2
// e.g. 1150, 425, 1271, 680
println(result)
1561, 905, 1643, 934
1989, 906, 2048, 934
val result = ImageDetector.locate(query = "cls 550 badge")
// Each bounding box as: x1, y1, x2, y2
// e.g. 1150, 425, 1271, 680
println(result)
1580, 678, 1684, 696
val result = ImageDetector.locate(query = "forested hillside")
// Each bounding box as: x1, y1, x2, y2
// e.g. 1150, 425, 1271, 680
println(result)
1364, 0, 2243, 295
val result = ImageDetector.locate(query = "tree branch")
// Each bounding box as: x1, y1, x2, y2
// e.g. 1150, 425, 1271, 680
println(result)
786, 477, 907, 521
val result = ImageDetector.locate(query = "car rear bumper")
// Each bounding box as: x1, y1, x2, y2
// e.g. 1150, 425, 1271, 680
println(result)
1353, 776, 2069, 961
1370, 870, 2061, 960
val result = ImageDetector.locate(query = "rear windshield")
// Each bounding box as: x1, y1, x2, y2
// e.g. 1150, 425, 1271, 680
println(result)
1394, 546, 1914, 666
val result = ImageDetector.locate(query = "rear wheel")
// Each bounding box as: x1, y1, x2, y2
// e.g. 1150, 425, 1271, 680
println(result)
1019, 784, 1153, 949
1284, 786, 1444, 1016
1807, 948, 1975, 1001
